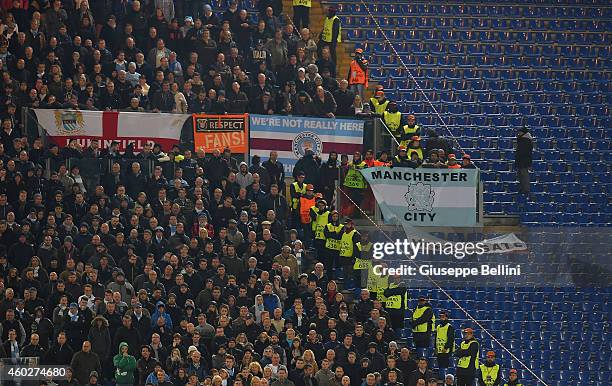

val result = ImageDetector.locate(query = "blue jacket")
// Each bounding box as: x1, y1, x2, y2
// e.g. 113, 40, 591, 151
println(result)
150, 301, 174, 329
262, 292, 281, 313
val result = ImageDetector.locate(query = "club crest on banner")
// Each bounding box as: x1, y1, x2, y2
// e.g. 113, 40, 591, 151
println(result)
54, 110, 85, 135
292, 131, 322, 158
405, 182, 435, 212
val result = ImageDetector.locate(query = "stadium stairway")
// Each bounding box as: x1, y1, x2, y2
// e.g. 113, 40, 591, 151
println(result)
326, 0, 612, 226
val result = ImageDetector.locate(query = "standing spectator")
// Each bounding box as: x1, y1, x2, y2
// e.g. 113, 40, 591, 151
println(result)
515, 127, 533, 195
71, 341, 102, 386
113, 341, 138, 386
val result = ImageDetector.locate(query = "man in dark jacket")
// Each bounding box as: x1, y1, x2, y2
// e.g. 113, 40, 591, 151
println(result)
312, 86, 337, 118
293, 150, 320, 187
424, 129, 452, 157
515, 127, 533, 194
113, 314, 142, 357
124, 162, 148, 198
45, 331, 74, 365
333, 80, 355, 117
70, 340, 101, 386
150, 82, 175, 113
408, 358, 434, 386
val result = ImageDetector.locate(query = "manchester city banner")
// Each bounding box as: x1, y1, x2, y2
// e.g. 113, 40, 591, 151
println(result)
249, 115, 364, 174
361, 167, 479, 227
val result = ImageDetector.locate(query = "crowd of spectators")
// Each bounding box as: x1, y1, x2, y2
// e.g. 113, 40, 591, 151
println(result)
0, 0, 363, 118
0, 2, 491, 386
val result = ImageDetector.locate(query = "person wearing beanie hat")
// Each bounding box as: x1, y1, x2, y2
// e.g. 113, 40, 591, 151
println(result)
447, 153, 461, 169
478, 351, 501, 386
369, 89, 389, 116
503, 369, 522, 386
411, 297, 435, 359
435, 310, 456, 380
455, 327, 479, 386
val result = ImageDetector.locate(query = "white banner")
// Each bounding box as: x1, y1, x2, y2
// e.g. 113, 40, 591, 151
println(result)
34, 109, 190, 152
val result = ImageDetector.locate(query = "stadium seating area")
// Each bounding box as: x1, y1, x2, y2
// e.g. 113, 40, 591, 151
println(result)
330, 0, 611, 226
331, 1, 611, 385
403, 286, 611, 386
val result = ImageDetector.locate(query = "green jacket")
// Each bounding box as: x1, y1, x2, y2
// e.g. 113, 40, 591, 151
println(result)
113, 342, 137, 384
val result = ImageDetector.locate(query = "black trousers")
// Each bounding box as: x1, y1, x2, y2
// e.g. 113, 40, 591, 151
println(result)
293, 5, 310, 30
456, 374, 475, 386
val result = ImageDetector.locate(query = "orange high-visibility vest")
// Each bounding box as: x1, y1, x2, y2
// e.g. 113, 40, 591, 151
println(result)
299, 196, 316, 224
349, 60, 368, 87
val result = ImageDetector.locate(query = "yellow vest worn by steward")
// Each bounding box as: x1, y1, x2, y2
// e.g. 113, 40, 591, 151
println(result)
343, 161, 366, 189
291, 181, 307, 209
406, 147, 424, 160
322, 15, 341, 43
402, 124, 421, 137
293, 0, 311, 7
479, 364, 500, 386
383, 111, 402, 137
354, 241, 372, 270
324, 223, 343, 250
367, 270, 388, 301
339, 229, 356, 258
384, 282, 407, 310
370, 98, 389, 115
412, 305, 435, 333
435, 323, 454, 354
457, 339, 479, 369
312, 208, 330, 239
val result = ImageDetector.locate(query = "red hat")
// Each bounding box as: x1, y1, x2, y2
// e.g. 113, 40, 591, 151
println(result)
315, 193, 323, 198
463, 327, 474, 334
375, 90, 384, 97
486, 351, 496, 357
398, 146, 407, 151
355, 48, 363, 54
448, 154, 456, 160
306, 184, 314, 190
411, 136, 420, 141
462, 154, 471, 159
509, 369, 518, 374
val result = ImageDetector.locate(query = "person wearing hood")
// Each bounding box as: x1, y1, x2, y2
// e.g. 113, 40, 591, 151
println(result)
237, 162, 254, 189
107, 270, 135, 302
503, 369, 522, 386
151, 301, 174, 329
410, 297, 435, 359
478, 351, 501, 386
515, 127, 533, 195
434, 310, 455, 380
294, 90, 314, 116
87, 315, 112, 364
113, 341, 137, 386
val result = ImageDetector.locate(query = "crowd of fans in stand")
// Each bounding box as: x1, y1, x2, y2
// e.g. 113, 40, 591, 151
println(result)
0, 0, 364, 117
0, 1, 508, 386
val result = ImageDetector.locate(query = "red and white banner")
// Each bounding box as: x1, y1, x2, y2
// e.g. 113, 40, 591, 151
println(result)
34, 109, 190, 152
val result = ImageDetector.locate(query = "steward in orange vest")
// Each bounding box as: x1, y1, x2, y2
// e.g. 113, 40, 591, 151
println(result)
348, 48, 369, 88
297, 184, 317, 247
